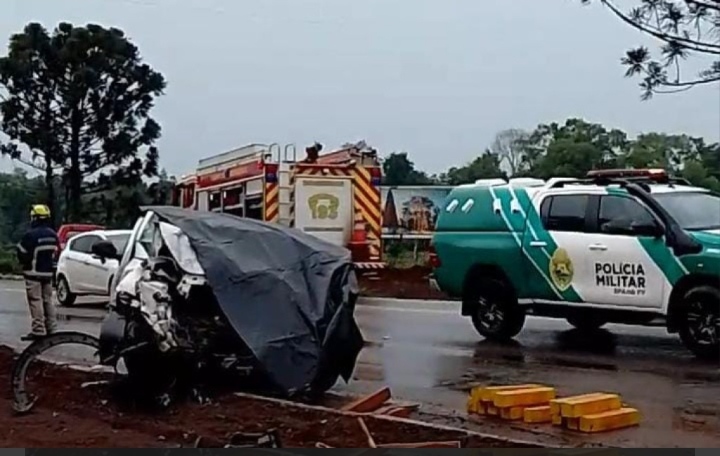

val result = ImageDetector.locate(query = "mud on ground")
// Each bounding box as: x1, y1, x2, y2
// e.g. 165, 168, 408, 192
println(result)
0, 347, 537, 448
358, 266, 452, 300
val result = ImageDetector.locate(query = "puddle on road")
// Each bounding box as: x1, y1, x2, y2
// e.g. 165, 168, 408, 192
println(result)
683, 370, 720, 383
548, 357, 619, 371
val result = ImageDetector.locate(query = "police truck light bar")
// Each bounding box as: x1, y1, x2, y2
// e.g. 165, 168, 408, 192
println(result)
586, 168, 668, 180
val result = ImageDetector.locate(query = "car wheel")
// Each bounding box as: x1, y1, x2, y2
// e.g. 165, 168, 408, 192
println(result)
56, 275, 76, 307
566, 315, 607, 331
678, 285, 720, 361
467, 276, 525, 341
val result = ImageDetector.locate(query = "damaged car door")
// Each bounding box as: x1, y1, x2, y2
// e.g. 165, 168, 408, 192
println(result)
99, 211, 156, 364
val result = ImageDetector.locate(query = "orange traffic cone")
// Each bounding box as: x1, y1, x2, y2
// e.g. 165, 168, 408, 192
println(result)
349, 213, 369, 262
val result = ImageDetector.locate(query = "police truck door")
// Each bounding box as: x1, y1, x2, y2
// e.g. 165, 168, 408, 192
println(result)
293, 175, 353, 247
581, 193, 668, 309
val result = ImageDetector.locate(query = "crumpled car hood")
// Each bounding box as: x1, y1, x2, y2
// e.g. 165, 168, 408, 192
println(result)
144, 206, 364, 395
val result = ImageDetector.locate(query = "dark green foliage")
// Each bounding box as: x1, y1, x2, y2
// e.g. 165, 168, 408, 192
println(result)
382, 152, 434, 186
582, 0, 720, 99
0, 22, 166, 221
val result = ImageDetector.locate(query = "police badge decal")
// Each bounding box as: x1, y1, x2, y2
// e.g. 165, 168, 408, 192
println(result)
549, 247, 574, 292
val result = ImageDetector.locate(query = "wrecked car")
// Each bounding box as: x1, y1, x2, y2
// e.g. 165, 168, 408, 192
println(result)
90, 206, 364, 401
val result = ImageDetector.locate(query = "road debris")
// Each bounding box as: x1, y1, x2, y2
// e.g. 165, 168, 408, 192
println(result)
342, 387, 392, 413
468, 384, 641, 434
193, 430, 282, 448
339, 386, 420, 419
357, 418, 377, 448
315, 417, 465, 449
551, 394, 640, 433
378, 441, 462, 448
1, 345, 545, 448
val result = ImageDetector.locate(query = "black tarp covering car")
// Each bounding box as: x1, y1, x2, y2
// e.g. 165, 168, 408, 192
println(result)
101, 206, 364, 397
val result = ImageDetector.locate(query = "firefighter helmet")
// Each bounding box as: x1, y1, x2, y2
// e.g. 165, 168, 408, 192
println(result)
30, 204, 51, 219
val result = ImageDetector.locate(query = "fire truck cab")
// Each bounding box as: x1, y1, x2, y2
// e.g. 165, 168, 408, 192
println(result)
172, 142, 384, 267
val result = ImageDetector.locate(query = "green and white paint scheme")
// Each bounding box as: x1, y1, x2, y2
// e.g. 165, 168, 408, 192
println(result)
432, 179, 720, 315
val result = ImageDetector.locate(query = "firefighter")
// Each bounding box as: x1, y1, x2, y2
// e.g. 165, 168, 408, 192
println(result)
16, 204, 59, 341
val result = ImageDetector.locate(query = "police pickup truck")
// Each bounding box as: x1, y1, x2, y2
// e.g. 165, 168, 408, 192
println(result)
430, 169, 720, 359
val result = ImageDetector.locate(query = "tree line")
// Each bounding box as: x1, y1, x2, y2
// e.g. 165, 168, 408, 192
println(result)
382, 118, 720, 192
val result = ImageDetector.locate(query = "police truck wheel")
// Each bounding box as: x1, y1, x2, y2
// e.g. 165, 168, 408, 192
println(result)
467, 277, 525, 341
55, 276, 76, 307
566, 315, 607, 331
678, 285, 720, 361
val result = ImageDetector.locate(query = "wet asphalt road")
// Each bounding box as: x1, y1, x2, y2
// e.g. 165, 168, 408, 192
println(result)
1, 280, 718, 448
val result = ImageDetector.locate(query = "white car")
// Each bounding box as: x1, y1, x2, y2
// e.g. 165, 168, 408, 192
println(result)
55, 229, 132, 306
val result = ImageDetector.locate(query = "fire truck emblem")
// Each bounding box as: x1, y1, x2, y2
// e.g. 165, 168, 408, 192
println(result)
308, 193, 339, 220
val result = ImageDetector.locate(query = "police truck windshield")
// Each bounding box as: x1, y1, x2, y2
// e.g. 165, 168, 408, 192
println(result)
654, 191, 720, 231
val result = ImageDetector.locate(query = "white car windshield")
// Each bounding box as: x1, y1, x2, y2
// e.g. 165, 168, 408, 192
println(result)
655, 191, 720, 231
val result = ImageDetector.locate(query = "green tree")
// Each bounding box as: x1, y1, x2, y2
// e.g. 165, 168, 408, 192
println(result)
443, 152, 506, 185
0, 22, 166, 222
682, 159, 720, 191
521, 118, 629, 178
697, 140, 720, 182
582, 0, 720, 99
85, 170, 175, 228
382, 152, 433, 186
619, 133, 702, 169
0, 168, 46, 243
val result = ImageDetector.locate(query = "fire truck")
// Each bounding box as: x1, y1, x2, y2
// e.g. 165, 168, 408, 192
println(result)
172, 142, 385, 268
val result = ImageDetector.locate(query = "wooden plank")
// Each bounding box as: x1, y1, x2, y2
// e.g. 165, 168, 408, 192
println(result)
492, 387, 556, 408
342, 387, 392, 413
467, 387, 484, 414
499, 406, 525, 421
578, 408, 641, 433
382, 407, 414, 419
357, 417, 377, 448
523, 405, 552, 424
564, 417, 580, 431
378, 441, 462, 448
232, 392, 546, 448
479, 384, 543, 402
550, 393, 606, 416
560, 394, 622, 419
372, 405, 397, 415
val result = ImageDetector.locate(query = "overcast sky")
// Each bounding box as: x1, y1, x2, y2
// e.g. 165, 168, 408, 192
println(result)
2, 0, 719, 177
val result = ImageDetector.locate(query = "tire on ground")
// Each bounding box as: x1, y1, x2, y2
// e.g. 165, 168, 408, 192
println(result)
465, 274, 525, 341
678, 285, 720, 361
55, 275, 76, 307
566, 314, 607, 331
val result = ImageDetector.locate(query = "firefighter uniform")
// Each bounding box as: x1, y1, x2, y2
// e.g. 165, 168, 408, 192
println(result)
16, 205, 59, 340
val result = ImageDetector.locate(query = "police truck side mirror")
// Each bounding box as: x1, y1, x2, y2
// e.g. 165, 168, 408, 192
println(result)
91, 240, 120, 262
